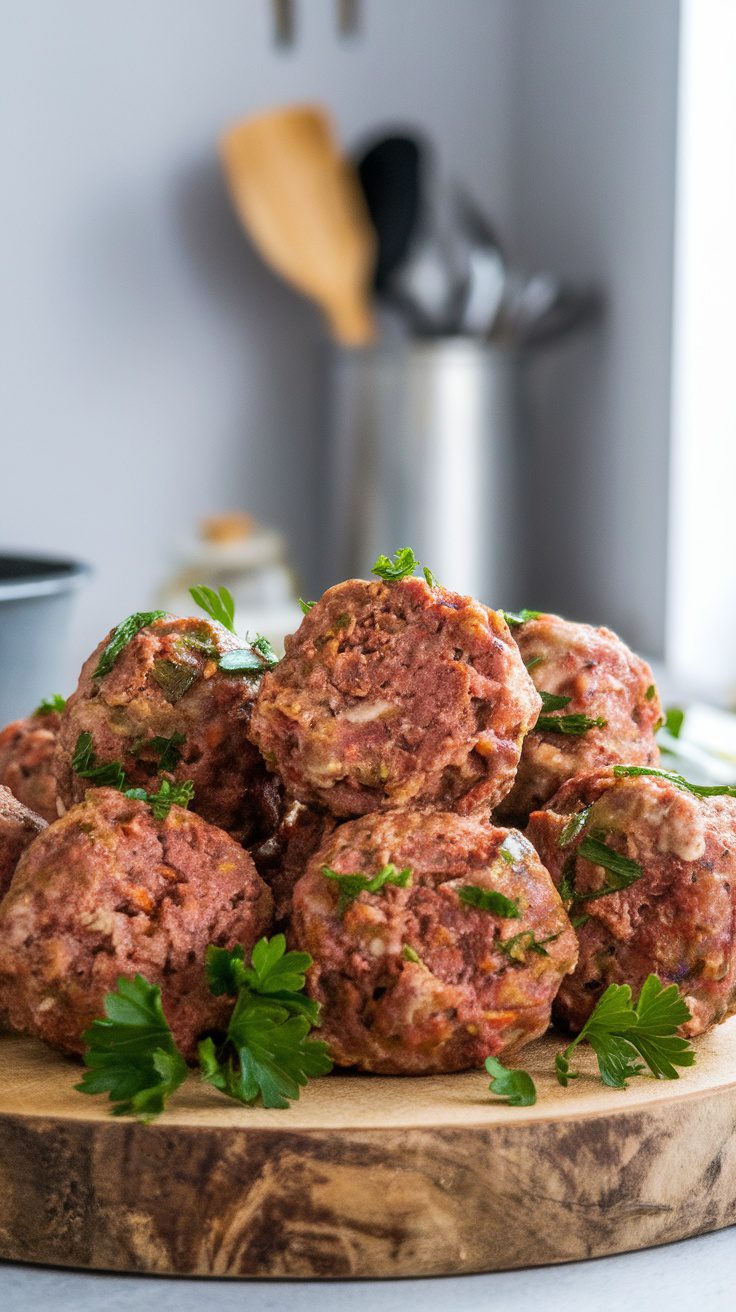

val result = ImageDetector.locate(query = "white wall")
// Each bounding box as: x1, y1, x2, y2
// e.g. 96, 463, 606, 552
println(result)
0, 0, 516, 680
510, 0, 680, 658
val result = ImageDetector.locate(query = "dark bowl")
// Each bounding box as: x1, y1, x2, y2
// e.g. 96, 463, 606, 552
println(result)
0, 552, 91, 725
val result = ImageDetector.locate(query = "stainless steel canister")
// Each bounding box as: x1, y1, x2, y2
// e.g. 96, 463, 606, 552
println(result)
325, 338, 522, 608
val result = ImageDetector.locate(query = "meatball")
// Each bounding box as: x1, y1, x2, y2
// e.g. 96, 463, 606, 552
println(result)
0, 787, 273, 1058
526, 767, 736, 1036
55, 613, 281, 844
250, 799, 335, 924
496, 613, 661, 824
291, 810, 577, 1074
0, 711, 60, 822
249, 577, 541, 818
0, 785, 46, 899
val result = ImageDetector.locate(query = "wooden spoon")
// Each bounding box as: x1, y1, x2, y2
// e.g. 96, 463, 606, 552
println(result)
220, 104, 377, 347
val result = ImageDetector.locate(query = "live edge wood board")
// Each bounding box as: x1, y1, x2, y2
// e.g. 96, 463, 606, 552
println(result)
1, 1022, 736, 1279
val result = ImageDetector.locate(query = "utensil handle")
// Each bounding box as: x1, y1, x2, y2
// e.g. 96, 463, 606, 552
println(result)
325, 296, 377, 348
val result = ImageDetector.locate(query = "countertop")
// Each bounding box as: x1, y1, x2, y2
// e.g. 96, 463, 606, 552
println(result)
4, 1228, 736, 1312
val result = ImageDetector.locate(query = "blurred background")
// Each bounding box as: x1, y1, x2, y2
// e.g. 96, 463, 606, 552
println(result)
1, 0, 734, 717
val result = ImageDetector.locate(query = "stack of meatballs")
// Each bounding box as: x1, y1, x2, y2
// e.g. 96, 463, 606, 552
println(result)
0, 569, 733, 1080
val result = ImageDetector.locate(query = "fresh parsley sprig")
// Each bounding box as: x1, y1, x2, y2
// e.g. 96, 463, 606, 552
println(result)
198, 936, 332, 1109
612, 764, 736, 800
458, 884, 521, 919
124, 778, 195, 820
371, 548, 437, 587
486, 1056, 537, 1107
76, 975, 188, 1121
556, 975, 695, 1089
321, 862, 412, 914
94, 611, 167, 679
33, 693, 66, 716
298, 597, 316, 614
501, 609, 541, 627
189, 585, 236, 634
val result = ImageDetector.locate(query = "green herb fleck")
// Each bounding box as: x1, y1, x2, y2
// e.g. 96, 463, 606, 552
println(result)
423, 566, 438, 588
321, 863, 413, 915
485, 1056, 537, 1107
402, 945, 422, 964
498, 930, 560, 964
536, 712, 607, 736
189, 585, 236, 634
612, 764, 736, 800
645, 684, 657, 701
298, 598, 316, 614
573, 835, 643, 901
557, 806, 592, 848
372, 548, 434, 583
556, 975, 695, 1089
124, 778, 195, 821
525, 656, 543, 671
76, 975, 188, 1121
458, 885, 521, 919
663, 706, 685, 739
141, 732, 186, 773
94, 611, 167, 679
501, 609, 541, 627
33, 693, 66, 717
72, 732, 127, 790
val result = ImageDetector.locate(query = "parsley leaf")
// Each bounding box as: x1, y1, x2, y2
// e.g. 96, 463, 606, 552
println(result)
612, 764, 736, 800
198, 935, 332, 1109
423, 566, 438, 588
557, 806, 592, 848
525, 655, 543, 671
298, 597, 316, 614
125, 778, 195, 820
372, 547, 419, 580
321, 862, 412, 914
486, 1056, 537, 1107
539, 690, 572, 712
143, 731, 186, 772
94, 611, 167, 679
72, 732, 127, 790
458, 884, 521, 919
556, 975, 695, 1089
571, 834, 643, 901
645, 684, 657, 701
536, 712, 608, 736
497, 930, 559, 963
33, 693, 66, 716
219, 634, 280, 677
501, 609, 541, 627
189, 585, 236, 634
663, 706, 685, 739
75, 975, 188, 1121
402, 944, 422, 964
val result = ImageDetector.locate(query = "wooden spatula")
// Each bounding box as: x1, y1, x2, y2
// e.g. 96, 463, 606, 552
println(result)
220, 104, 377, 347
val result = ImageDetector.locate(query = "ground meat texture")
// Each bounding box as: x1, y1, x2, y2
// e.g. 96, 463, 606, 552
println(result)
496, 613, 661, 825
250, 799, 336, 925
0, 712, 60, 822
249, 577, 541, 818
0, 787, 273, 1059
55, 614, 281, 845
290, 811, 577, 1074
0, 786, 46, 899
526, 767, 736, 1037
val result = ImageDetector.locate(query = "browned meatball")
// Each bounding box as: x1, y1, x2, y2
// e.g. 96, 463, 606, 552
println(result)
0, 711, 60, 822
496, 613, 661, 824
0, 785, 46, 898
0, 787, 273, 1059
249, 577, 541, 818
526, 767, 736, 1036
55, 614, 281, 844
291, 810, 577, 1074
250, 799, 336, 924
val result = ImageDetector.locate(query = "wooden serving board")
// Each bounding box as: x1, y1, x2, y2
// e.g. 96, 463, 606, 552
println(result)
1, 1022, 736, 1279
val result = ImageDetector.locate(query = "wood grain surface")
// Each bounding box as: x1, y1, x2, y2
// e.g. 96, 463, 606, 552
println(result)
1, 1022, 736, 1278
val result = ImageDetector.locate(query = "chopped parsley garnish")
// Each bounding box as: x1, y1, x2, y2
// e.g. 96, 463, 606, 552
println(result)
539, 690, 572, 712
93, 611, 167, 679
124, 778, 195, 820
198, 935, 332, 1109
525, 656, 543, 671
536, 711, 607, 736
402, 944, 422, 964
33, 693, 66, 716
458, 885, 521, 919
561, 835, 643, 904
645, 684, 657, 701
298, 597, 316, 614
189, 584, 236, 634
371, 547, 436, 584
501, 609, 541, 627
555, 975, 695, 1089
486, 1056, 537, 1107
497, 930, 560, 964
612, 764, 736, 799
76, 975, 188, 1121
663, 706, 685, 739
141, 731, 186, 772
557, 806, 592, 848
321, 862, 412, 914
72, 732, 127, 790
219, 633, 280, 677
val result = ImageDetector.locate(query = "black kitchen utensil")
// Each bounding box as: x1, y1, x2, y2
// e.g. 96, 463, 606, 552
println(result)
356, 134, 422, 290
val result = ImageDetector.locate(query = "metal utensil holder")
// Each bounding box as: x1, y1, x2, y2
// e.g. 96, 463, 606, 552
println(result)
324, 339, 523, 609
